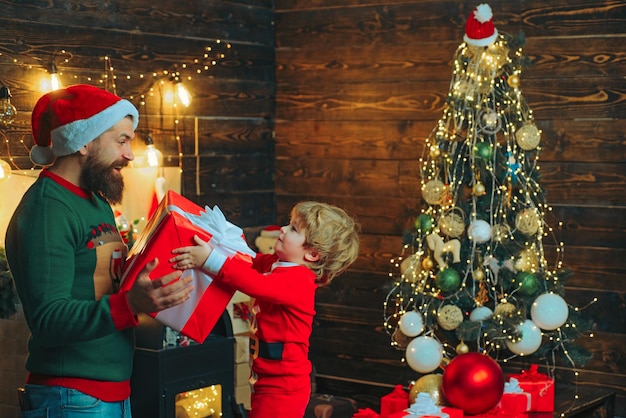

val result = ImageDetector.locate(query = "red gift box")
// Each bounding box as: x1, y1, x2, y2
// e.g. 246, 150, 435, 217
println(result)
507, 365, 554, 412
120, 190, 254, 343
500, 393, 531, 413
385, 412, 441, 418
441, 407, 463, 418
380, 385, 409, 416
352, 407, 381, 418
467, 406, 527, 418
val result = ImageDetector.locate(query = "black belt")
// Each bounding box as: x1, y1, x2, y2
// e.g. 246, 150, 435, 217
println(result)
250, 338, 284, 360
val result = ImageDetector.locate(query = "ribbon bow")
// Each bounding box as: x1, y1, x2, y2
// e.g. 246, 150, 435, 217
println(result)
173, 204, 256, 259
406, 393, 442, 415
504, 378, 524, 393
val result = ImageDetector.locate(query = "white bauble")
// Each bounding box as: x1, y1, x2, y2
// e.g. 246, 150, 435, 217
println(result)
399, 311, 425, 337
531, 293, 569, 330
468, 219, 492, 243
469, 306, 494, 321
406, 336, 443, 374
506, 319, 542, 356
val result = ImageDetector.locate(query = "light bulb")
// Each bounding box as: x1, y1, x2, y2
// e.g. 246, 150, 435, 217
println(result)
0, 85, 17, 126
145, 144, 163, 168
0, 158, 12, 182
49, 63, 62, 91
175, 81, 191, 107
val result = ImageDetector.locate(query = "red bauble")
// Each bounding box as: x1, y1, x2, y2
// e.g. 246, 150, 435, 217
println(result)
442, 352, 504, 415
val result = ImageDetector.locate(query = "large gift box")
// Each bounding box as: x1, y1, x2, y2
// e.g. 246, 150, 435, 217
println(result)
507, 364, 554, 412
380, 385, 409, 416
508, 364, 554, 412
120, 190, 255, 343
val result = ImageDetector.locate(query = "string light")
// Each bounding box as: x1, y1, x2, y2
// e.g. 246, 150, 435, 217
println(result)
48, 63, 62, 91
144, 135, 163, 168
0, 84, 17, 126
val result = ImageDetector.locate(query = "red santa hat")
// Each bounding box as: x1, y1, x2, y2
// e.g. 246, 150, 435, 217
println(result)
464, 4, 498, 47
260, 225, 281, 238
30, 84, 139, 166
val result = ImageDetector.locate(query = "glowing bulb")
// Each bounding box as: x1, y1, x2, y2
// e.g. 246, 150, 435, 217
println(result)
145, 144, 162, 168
0, 85, 17, 126
49, 63, 62, 91
0, 158, 11, 182
176, 81, 191, 107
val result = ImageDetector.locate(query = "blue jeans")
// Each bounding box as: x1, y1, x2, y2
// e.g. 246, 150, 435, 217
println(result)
20, 384, 132, 418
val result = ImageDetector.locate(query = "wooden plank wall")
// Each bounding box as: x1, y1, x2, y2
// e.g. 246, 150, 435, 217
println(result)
274, 0, 626, 414
0, 1, 274, 417
0, 0, 275, 228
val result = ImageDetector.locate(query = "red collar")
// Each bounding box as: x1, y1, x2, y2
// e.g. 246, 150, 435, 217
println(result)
40, 169, 91, 199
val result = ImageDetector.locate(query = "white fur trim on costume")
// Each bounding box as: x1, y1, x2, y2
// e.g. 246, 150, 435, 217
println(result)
50, 99, 139, 157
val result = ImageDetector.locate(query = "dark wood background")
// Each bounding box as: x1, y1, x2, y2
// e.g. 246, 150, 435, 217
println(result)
0, 0, 624, 416
273, 0, 626, 415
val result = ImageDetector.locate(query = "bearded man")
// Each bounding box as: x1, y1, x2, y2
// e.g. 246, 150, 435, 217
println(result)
5, 84, 193, 418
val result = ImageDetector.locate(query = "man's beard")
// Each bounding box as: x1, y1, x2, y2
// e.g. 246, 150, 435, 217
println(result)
81, 154, 126, 205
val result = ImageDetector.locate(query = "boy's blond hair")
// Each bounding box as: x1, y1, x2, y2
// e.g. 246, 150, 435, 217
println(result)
291, 201, 360, 285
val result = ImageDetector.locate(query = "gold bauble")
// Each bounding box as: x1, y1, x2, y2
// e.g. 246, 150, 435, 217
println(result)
514, 248, 539, 272
421, 257, 434, 271
473, 268, 485, 282
456, 341, 470, 354
516, 123, 541, 150
439, 209, 466, 238
430, 145, 441, 158
507, 74, 520, 88
494, 302, 516, 318
437, 305, 464, 331
400, 254, 422, 283
515, 209, 540, 235
422, 179, 447, 205
409, 374, 444, 405
472, 182, 486, 196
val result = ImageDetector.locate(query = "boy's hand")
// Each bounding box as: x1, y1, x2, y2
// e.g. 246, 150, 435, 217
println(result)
170, 235, 212, 270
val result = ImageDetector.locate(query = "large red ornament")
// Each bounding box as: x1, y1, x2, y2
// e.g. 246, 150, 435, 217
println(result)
442, 352, 504, 415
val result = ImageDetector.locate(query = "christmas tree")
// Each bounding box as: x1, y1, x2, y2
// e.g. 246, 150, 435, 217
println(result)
383, 4, 591, 376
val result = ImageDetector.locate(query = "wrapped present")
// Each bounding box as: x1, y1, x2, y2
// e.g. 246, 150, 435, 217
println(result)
500, 378, 531, 413
507, 364, 554, 412
120, 190, 255, 343
385, 393, 462, 418
466, 406, 527, 418
352, 408, 381, 418
380, 385, 409, 416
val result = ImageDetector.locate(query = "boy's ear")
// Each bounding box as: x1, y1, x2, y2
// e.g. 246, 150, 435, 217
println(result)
304, 248, 321, 262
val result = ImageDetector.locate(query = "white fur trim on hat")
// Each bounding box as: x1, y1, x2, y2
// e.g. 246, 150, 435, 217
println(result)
51, 98, 138, 157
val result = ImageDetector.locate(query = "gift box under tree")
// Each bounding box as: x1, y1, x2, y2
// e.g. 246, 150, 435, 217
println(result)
507, 364, 554, 413
119, 190, 255, 343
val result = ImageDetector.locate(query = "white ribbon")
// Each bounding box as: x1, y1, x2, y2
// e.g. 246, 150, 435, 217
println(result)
406, 393, 446, 417
504, 378, 523, 393
503, 378, 532, 410
169, 204, 256, 259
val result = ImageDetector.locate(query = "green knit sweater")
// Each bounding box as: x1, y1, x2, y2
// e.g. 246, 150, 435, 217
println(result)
5, 171, 136, 387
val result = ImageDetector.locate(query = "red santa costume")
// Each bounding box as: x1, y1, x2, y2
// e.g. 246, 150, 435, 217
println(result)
204, 251, 317, 418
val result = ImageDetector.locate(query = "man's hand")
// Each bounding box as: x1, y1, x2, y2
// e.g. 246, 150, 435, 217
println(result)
126, 258, 194, 314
